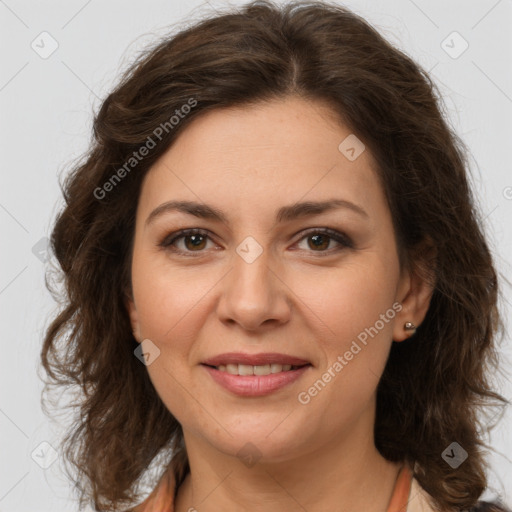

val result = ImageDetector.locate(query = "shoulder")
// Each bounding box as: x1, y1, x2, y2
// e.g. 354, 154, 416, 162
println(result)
408, 478, 511, 512
125, 468, 177, 512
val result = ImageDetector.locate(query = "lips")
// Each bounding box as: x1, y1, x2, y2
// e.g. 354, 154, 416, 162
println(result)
201, 352, 312, 397
202, 352, 311, 367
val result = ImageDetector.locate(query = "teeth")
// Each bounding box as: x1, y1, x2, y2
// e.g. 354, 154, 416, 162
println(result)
226, 364, 239, 375
238, 364, 254, 376
216, 363, 295, 375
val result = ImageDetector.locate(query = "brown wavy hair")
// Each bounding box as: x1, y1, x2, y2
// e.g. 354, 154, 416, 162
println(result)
40, 1, 511, 510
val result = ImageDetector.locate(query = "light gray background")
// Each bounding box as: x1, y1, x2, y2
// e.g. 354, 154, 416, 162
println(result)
1, 1, 511, 510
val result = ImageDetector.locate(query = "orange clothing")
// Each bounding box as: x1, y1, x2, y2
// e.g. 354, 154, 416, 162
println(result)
386, 464, 412, 512
132, 463, 413, 512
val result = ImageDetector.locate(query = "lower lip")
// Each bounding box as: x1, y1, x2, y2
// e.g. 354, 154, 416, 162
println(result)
202, 364, 311, 397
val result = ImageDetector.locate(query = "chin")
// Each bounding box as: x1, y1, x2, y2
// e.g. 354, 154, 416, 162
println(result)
196, 417, 314, 464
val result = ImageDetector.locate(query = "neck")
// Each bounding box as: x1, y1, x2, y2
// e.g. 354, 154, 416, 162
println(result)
174, 414, 402, 512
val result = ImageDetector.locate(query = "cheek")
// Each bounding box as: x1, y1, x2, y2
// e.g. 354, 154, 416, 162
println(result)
293, 255, 399, 342
131, 249, 214, 342
291, 256, 398, 408
132, 269, 202, 422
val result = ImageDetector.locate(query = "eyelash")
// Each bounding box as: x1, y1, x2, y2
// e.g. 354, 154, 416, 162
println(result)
158, 227, 354, 257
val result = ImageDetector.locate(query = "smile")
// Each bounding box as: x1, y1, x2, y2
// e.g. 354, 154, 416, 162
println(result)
201, 363, 312, 397
212, 363, 306, 375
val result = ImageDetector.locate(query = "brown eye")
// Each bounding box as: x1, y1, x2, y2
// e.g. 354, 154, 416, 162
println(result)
296, 228, 353, 255
182, 233, 208, 251
159, 228, 214, 255
159, 227, 353, 257
306, 233, 331, 251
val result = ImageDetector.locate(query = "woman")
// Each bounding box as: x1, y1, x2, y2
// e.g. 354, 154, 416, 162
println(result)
41, 1, 511, 511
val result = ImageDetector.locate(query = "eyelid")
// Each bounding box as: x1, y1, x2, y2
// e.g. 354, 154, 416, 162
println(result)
297, 227, 354, 250
158, 227, 354, 256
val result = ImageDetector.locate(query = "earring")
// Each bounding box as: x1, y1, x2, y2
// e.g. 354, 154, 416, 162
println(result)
404, 321, 416, 334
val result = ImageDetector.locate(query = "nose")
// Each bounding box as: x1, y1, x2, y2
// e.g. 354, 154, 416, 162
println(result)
216, 247, 292, 332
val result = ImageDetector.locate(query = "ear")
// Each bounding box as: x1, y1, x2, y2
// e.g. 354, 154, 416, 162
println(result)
392, 238, 437, 342
125, 291, 142, 343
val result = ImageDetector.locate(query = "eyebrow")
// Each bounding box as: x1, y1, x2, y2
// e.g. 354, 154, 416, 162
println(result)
145, 198, 369, 227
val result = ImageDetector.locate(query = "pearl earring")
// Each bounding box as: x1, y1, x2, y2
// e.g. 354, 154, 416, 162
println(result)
404, 322, 416, 334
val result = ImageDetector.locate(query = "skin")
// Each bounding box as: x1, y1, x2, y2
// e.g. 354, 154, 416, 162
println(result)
126, 95, 434, 512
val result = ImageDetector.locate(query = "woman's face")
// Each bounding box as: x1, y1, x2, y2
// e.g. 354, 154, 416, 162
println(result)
127, 95, 429, 463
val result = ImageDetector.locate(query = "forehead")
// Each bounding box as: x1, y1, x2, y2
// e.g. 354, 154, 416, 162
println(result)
137, 96, 384, 224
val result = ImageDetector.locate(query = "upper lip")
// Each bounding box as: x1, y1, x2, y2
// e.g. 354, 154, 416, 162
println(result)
202, 352, 311, 367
